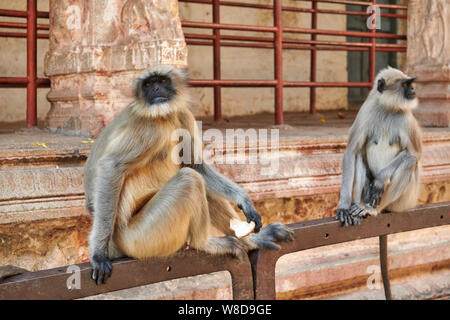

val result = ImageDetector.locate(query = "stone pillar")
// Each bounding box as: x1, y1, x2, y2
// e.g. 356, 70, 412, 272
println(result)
407, 0, 450, 127
44, 0, 187, 136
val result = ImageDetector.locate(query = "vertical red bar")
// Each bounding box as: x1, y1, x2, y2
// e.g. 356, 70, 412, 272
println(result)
310, 1, 317, 114
274, 0, 283, 125
213, 0, 222, 122
369, 0, 377, 85
27, 0, 37, 128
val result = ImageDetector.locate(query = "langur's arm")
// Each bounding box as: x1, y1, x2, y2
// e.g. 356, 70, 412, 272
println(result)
366, 148, 417, 207
89, 156, 124, 284
336, 123, 367, 226
338, 123, 367, 210
192, 162, 262, 231
338, 148, 357, 210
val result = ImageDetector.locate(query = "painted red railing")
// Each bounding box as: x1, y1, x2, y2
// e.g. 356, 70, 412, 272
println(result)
180, 0, 407, 124
0, 0, 407, 127
0, 1, 50, 128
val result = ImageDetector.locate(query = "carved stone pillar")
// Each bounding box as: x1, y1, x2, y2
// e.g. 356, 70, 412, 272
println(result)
407, 0, 450, 127
44, 0, 187, 136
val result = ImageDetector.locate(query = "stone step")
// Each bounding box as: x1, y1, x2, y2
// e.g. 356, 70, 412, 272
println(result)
1, 128, 450, 224
0, 128, 449, 298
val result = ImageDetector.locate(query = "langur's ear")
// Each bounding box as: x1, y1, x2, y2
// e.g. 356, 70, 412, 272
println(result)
377, 78, 386, 93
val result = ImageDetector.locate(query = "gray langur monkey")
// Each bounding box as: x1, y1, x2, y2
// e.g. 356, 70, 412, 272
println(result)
336, 67, 422, 226
84, 65, 293, 285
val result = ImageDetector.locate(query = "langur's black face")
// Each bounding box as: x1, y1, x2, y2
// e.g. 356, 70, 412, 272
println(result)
401, 78, 416, 100
141, 74, 176, 105
377, 77, 417, 100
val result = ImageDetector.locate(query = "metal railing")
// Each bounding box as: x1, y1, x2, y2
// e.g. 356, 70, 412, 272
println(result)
0, 0, 407, 128
0, 202, 448, 300
180, 0, 407, 124
0, 0, 50, 128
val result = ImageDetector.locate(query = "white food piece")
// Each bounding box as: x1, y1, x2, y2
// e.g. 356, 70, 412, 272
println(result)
229, 218, 256, 238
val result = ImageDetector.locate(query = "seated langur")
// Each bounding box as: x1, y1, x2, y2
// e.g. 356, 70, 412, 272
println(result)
336, 67, 422, 226
84, 65, 293, 284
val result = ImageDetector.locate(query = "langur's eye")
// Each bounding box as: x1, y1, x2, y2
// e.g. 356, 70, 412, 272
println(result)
144, 82, 151, 87
158, 78, 167, 84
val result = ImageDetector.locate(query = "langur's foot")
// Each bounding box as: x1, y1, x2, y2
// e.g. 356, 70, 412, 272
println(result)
348, 202, 378, 225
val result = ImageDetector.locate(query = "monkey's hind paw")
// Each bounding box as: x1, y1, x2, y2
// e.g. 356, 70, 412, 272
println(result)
348, 203, 378, 226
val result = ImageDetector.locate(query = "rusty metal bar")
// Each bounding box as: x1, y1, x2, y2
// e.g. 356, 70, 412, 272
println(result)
0, 249, 254, 300
284, 81, 372, 87
181, 0, 405, 125
182, 21, 277, 32
379, 234, 392, 300
0, 77, 49, 88
369, 0, 377, 85
187, 39, 405, 53
310, 0, 317, 114
188, 80, 372, 88
185, 33, 406, 49
213, 0, 222, 122
283, 26, 405, 40
1, 202, 446, 300
249, 202, 450, 300
0, 31, 48, 39
186, 39, 405, 53
26, 0, 37, 128
0, 8, 49, 18
0, 21, 49, 30
188, 79, 278, 87
274, 0, 283, 125
295, 0, 407, 10
0, 2, 50, 126
179, 0, 407, 18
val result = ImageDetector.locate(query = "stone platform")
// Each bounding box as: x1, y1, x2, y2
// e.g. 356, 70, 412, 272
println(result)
0, 111, 449, 299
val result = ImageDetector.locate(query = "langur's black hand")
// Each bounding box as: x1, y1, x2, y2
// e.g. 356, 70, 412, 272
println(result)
90, 253, 113, 285
238, 202, 262, 233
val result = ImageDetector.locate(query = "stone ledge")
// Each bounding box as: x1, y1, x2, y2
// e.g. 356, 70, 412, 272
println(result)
1, 129, 450, 224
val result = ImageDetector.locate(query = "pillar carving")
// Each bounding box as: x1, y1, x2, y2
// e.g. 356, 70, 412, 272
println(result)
407, 0, 450, 127
44, 0, 187, 136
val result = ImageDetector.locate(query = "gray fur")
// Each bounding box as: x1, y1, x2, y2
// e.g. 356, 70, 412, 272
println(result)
337, 67, 422, 226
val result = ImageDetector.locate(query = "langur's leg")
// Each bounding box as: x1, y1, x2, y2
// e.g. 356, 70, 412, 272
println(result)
114, 167, 244, 259
207, 191, 293, 250
379, 168, 419, 213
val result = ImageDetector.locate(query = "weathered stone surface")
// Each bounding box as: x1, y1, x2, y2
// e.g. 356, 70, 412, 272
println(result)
0, 217, 91, 272
1, 128, 450, 273
44, 0, 187, 136
407, 0, 450, 127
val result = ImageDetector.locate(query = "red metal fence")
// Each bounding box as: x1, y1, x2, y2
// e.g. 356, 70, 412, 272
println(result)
0, 0, 50, 128
0, 0, 406, 127
180, 0, 407, 124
